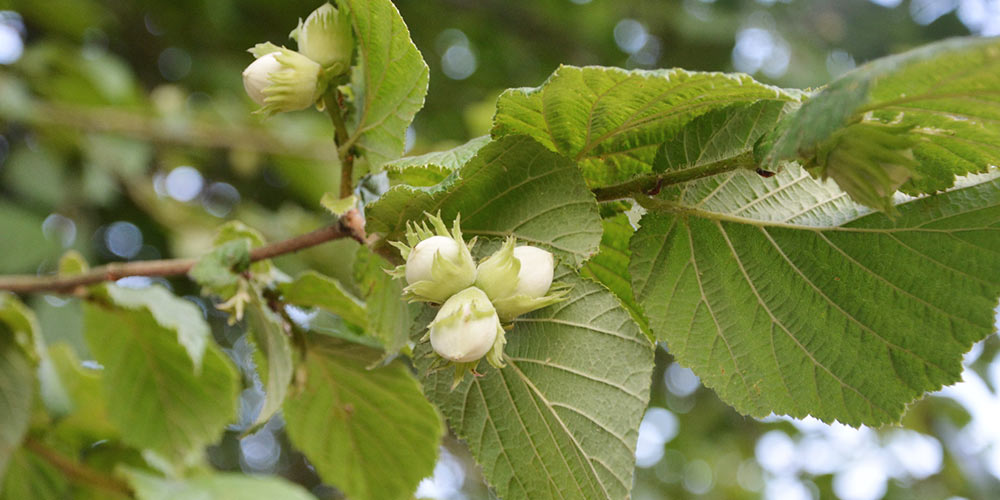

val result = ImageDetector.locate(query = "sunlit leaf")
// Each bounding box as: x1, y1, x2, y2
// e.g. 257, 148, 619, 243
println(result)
84, 286, 238, 463
122, 468, 314, 500
283, 337, 443, 500
344, 0, 429, 169
493, 66, 801, 187
104, 284, 210, 371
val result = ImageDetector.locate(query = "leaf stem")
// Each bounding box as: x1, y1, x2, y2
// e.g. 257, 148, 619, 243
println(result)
591, 152, 756, 202
23, 437, 133, 497
0, 210, 369, 295
324, 90, 355, 199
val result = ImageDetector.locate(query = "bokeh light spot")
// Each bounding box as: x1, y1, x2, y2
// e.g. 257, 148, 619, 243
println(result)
165, 166, 204, 202
105, 221, 143, 259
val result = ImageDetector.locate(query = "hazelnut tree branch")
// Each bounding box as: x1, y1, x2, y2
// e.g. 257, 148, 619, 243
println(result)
0, 97, 336, 161
323, 89, 355, 199
0, 210, 368, 295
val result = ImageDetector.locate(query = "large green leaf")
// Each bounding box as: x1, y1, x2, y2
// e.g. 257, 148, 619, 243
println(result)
104, 284, 210, 371
84, 286, 238, 463
630, 166, 1000, 426
283, 337, 443, 500
244, 292, 293, 427
758, 37, 1000, 209
579, 214, 651, 339
278, 270, 368, 329
492, 66, 801, 187
122, 468, 314, 500
419, 269, 653, 500
366, 135, 603, 266
0, 449, 67, 500
0, 332, 33, 482
344, 0, 429, 169
0, 293, 39, 481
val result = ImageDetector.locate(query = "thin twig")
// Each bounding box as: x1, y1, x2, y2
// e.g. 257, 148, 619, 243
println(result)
0, 210, 368, 295
324, 90, 355, 199
23, 438, 133, 497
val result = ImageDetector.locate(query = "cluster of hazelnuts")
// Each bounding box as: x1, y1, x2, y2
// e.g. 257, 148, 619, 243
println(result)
241, 3, 353, 116
389, 214, 566, 375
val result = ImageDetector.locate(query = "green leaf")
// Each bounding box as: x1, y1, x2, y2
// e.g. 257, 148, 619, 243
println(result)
353, 248, 409, 355
655, 100, 787, 173
212, 221, 273, 281
44, 343, 117, 446
0, 331, 34, 482
0, 293, 40, 360
104, 284, 210, 371
630, 165, 1000, 426
385, 135, 490, 187
759, 37, 1000, 209
244, 291, 293, 428
279, 270, 368, 329
283, 337, 443, 500
366, 135, 603, 267
0, 448, 67, 500
122, 468, 314, 500
58, 250, 89, 275
188, 239, 251, 294
84, 288, 238, 463
492, 66, 801, 187
580, 214, 651, 339
419, 269, 653, 500
320, 193, 359, 216
344, 0, 429, 169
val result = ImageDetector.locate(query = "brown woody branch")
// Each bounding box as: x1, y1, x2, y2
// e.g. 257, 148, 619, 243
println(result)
0, 210, 368, 295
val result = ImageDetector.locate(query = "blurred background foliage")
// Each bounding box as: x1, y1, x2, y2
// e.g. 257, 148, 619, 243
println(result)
0, 0, 999, 499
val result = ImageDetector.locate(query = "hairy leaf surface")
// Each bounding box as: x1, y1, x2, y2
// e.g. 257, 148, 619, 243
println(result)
631, 166, 1000, 425
759, 37, 1000, 209
420, 269, 653, 500
493, 66, 801, 187
283, 337, 442, 500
